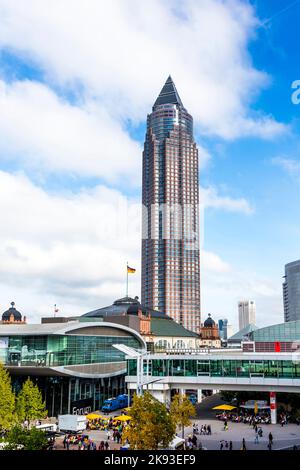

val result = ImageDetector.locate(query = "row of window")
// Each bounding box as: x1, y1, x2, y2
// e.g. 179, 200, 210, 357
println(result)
127, 359, 300, 379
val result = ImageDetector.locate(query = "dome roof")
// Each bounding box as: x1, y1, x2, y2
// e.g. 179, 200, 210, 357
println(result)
2, 302, 22, 322
204, 314, 215, 328
82, 296, 167, 319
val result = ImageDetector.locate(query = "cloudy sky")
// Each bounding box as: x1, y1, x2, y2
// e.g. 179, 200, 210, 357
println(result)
0, 0, 299, 330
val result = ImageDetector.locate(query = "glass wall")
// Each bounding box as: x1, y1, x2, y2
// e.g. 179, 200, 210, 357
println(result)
0, 334, 142, 367
251, 321, 300, 342
127, 358, 300, 379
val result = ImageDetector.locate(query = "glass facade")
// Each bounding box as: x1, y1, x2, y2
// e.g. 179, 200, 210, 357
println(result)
127, 358, 300, 379
251, 321, 300, 342
0, 334, 142, 367
11, 374, 125, 417
283, 260, 300, 322
141, 76, 200, 333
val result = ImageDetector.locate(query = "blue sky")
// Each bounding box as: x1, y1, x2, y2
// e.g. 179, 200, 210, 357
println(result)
0, 0, 299, 330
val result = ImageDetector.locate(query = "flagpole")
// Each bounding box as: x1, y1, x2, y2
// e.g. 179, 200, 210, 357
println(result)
126, 261, 128, 297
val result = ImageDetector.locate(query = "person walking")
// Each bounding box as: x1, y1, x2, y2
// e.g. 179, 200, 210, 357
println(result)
207, 424, 211, 435
242, 438, 246, 450
105, 441, 110, 450
254, 432, 259, 444
268, 432, 273, 445
229, 441, 233, 451
220, 441, 224, 451
107, 429, 111, 441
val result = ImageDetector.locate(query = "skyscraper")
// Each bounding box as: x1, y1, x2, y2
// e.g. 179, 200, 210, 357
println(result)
238, 300, 256, 330
283, 260, 300, 322
141, 76, 200, 333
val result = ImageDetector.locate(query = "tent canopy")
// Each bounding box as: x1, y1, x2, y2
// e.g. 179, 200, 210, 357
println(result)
212, 405, 237, 411
86, 413, 101, 420
113, 415, 132, 422
86, 413, 108, 420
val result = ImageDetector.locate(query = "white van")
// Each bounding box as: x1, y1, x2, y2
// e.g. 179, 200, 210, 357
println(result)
168, 437, 185, 450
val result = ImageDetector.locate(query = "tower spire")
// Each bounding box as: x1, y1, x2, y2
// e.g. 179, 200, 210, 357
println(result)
153, 76, 183, 108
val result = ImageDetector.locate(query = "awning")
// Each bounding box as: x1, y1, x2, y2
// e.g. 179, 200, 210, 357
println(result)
240, 405, 270, 410
113, 415, 132, 422
212, 405, 237, 411
86, 413, 101, 420
87, 413, 107, 420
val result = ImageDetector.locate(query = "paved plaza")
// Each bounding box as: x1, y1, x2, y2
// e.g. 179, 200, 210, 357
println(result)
52, 419, 300, 451
49, 393, 300, 451
184, 419, 300, 450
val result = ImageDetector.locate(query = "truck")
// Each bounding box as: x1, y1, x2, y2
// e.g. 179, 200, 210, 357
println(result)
101, 394, 128, 413
58, 414, 87, 433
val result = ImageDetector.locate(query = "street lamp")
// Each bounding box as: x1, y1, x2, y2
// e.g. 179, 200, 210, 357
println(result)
113, 344, 147, 397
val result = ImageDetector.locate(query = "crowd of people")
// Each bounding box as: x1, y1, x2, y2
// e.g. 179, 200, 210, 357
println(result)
216, 411, 271, 425
192, 423, 212, 435
62, 434, 107, 450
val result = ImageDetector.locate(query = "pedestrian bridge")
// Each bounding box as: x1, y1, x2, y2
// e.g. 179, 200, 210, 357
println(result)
125, 350, 300, 396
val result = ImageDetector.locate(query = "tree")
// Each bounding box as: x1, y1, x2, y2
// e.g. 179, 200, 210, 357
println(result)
170, 393, 196, 438
16, 378, 47, 423
5, 424, 48, 450
122, 391, 176, 450
0, 362, 16, 431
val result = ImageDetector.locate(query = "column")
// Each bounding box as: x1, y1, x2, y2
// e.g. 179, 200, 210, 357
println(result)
270, 391, 277, 424
127, 388, 131, 407
68, 378, 71, 414
197, 389, 202, 403
164, 389, 171, 407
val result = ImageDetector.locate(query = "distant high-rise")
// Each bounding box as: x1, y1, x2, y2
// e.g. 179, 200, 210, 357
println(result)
283, 260, 300, 322
218, 318, 234, 341
238, 300, 256, 330
141, 76, 200, 333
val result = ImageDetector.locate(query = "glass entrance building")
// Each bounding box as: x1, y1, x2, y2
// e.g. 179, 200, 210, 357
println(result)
0, 320, 145, 416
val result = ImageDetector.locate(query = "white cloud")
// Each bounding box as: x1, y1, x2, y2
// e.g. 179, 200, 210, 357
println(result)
272, 156, 300, 181
0, 0, 287, 140
0, 170, 282, 327
0, 80, 141, 184
201, 250, 231, 273
201, 185, 254, 214
201, 265, 283, 330
0, 170, 141, 319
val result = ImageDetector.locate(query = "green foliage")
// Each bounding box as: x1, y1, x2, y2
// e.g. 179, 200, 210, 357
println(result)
169, 393, 196, 438
123, 391, 176, 450
16, 378, 47, 422
24, 426, 48, 450
0, 362, 16, 431
219, 391, 236, 403
5, 424, 48, 450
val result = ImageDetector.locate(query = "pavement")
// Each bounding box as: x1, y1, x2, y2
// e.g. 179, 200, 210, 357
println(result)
49, 394, 300, 451
183, 419, 300, 450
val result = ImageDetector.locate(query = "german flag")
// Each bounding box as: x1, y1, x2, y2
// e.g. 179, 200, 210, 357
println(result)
127, 266, 136, 274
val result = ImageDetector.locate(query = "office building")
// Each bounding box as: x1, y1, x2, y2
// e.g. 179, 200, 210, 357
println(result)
141, 76, 200, 333
283, 260, 300, 322
238, 300, 256, 330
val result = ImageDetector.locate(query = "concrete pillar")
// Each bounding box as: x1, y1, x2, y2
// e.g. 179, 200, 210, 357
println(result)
270, 391, 277, 424
67, 378, 71, 414
164, 389, 171, 407
197, 389, 202, 403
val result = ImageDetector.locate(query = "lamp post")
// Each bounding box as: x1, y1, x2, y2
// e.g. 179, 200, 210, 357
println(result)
113, 344, 147, 397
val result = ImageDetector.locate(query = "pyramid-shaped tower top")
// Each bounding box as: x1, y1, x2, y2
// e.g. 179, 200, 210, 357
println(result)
153, 75, 183, 108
